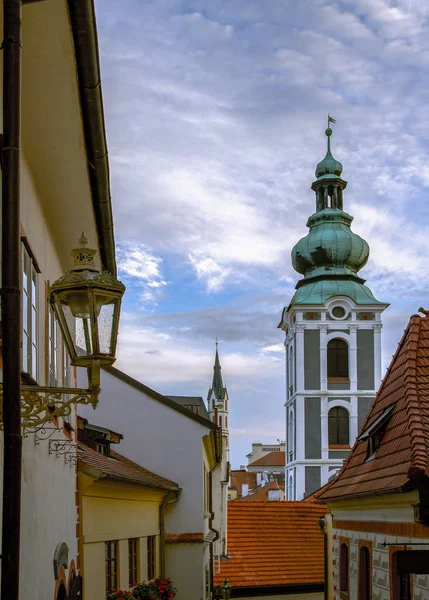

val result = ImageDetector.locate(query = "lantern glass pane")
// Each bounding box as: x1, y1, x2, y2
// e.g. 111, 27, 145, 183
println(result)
97, 300, 115, 355
75, 316, 93, 356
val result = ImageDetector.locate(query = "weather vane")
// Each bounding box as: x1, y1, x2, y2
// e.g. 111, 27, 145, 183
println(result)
328, 114, 336, 128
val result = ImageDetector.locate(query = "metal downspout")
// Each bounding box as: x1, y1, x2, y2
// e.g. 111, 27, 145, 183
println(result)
209, 469, 220, 598
159, 490, 179, 578
1, 2, 22, 600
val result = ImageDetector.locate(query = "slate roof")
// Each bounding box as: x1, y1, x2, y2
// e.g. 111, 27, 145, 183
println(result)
208, 345, 227, 400
78, 442, 180, 491
166, 396, 210, 420
320, 312, 429, 501
214, 501, 326, 588
239, 481, 284, 501
248, 451, 285, 467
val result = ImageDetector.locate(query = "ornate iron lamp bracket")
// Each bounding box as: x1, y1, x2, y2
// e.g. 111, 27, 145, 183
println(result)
0, 384, 99, 430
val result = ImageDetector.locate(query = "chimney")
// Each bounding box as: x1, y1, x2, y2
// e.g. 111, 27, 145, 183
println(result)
268, 489, 281, 501
241, 484, 249, 497
256, 472, 261, 486
240, 465, 246, 471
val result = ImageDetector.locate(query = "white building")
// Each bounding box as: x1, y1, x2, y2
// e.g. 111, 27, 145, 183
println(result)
278, 126, 388, 500
0, 1, 118, 598
79, 366, 222, 600
246, 441, 285, 466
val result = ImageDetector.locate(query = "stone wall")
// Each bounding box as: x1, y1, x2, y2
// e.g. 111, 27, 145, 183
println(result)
332, 527, 429, 600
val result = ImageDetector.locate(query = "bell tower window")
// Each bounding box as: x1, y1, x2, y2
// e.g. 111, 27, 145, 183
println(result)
327, 338, 349, 379
328, 406, 349, 446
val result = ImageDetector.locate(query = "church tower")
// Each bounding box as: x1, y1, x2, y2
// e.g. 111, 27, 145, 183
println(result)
278, 121, 388, 500
207, 343, 229, 556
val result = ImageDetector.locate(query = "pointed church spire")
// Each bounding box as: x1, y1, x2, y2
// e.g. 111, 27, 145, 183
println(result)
212, 341, 225, 399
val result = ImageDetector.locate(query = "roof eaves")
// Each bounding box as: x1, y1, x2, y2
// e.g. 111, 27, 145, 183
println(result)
104, 366, 217, 430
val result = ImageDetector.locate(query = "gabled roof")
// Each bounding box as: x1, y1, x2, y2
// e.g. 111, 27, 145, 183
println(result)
78, 442, 180, 491
104, 366, 217, 430
240, 481, 284, 501
320, 312, 429, 502
229, 470, 258, 494
248, 451, 285, 467
214, 501, 326, 589
167, 396, 210, 420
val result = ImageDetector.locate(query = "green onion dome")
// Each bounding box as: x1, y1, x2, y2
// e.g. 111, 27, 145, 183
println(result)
315, 128, 343, 178
292, 208, 369, 283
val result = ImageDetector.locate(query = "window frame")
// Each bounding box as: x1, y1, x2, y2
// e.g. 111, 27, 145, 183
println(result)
390, 546, 412, 600
358, 540, 372, 600
21, 240, 40, 381
327, 338, 349, 380
128, 537, 139, 588
328, 406, 350, 447
105, 540, 119, 594
339, 537, 350, 599
147, 535, 156, 581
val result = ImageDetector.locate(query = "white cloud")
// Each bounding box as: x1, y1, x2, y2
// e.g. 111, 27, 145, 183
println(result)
116, 243, 167, 305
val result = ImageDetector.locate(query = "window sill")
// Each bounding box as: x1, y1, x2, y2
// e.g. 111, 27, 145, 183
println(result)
329, 445, 350, 450
328, 377, 350, 383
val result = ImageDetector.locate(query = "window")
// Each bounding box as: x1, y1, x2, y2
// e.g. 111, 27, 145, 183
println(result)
219, 415, 223, 428
147, 536, 155, 580
48, 307, 59, 386
359, 545, 371, 600
288, 408, 295, 461
105, 541, 118, 593
358, 405, 394, 461
391, 551, 411, 600
129, 538, 139, 587
329, 407, 349, 446
96, 443, 109, 456
327, 338, 349, 379
340, 541, 349, 595
22, 243, 38, 379
225, 416, 228, 428
288, 347, 294, 394
332, 306, 346, 319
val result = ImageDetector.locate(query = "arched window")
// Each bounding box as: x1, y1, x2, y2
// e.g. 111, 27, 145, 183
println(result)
289, 347, 294, 393
359, 546, 371, 600
57, 583, 67, 600
328, 407, 350, 446
219, 415, 223, 428
391, 551, 411, 600
288, 475, 293, 500
288, 409, 295, 461
340, 542, 349, 593
225, 397, 228, 411
225, 416, 228, 428
327, 338, 349, 378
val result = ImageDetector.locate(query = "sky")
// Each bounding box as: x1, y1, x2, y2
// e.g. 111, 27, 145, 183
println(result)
95, 0, 429, 468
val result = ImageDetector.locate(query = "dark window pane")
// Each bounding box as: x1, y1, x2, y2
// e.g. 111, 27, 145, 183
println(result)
328, 407, 349, 446
327, 338, 349, 378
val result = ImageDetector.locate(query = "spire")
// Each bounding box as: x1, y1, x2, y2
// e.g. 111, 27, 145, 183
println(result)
288, 118, 383, 306
212, 341, 225, 399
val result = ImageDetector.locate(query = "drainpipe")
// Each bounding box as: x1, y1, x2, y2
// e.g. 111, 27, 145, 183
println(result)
209, 469, 220, 598
1, 2, 22, 600
318, 517, 328, 600
159, 490, 180, 578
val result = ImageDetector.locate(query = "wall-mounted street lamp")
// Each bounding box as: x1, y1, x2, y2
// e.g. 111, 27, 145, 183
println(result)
220, 579, 232, 600
0, 234, 125, 429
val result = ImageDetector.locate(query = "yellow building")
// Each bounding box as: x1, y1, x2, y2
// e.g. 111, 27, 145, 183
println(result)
77, 417, 180, 600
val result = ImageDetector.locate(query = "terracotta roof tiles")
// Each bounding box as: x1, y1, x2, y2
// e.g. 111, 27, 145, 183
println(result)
239, 481, 284, 501
229, 470, 258, 494
78, 443, 179, 491
214, 501, 326, 588
320, 314, 429, 501
248, 451, 285, 467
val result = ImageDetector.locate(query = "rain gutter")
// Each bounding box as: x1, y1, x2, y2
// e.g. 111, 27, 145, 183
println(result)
66, 0, 117, 275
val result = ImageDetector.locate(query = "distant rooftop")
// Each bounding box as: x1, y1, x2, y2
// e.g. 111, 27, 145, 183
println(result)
167, 396, 210, 420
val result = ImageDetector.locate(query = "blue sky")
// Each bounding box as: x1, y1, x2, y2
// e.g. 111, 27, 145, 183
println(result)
95, 0, 429, 468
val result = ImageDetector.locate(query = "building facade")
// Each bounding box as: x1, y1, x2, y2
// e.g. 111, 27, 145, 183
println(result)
278, 125, 388, 500
319, 310, 429, 600
0, 2, 119, 598
79, 366, 222, 600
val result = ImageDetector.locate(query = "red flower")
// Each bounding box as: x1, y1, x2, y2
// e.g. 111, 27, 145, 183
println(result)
151, 596, 156, 599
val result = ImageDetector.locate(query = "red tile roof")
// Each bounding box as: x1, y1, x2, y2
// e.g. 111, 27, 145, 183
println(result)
214, 501, 326, 588
248, 451, 285, 467
239, 481, 284, 501
229, 470, 258, 494
320, 313, 429, 501
78, 443, 179, 491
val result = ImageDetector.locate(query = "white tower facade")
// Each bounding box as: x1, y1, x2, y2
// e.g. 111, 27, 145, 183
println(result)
278, 124, 388, 500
